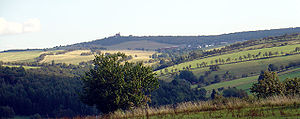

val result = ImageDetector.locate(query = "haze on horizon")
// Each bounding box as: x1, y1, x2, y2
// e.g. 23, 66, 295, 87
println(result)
1, 0, 300, 51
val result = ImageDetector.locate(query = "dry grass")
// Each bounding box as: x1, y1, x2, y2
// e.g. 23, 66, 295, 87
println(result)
69, 95, 300, 119
0, 51, 45, 62
40, 50, 157, 64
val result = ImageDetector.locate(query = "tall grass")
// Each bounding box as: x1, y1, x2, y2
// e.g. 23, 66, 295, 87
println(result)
71, 95, 300, 119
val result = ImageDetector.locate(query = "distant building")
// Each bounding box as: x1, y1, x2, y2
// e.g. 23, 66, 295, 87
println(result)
115, 32, 121, 37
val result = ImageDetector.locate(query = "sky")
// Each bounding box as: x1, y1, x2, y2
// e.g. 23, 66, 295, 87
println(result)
1, 0, 300, 51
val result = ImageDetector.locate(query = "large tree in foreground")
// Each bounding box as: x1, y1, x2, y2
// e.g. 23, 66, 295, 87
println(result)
80, 53, 159, 114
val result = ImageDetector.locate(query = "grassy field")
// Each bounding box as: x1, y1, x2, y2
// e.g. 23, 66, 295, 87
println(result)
157, 44, 300, 75
79, 96, 300, 119
0, 51, 45, 62
2, 65, 40, 69
0, 49, 157, 65
203, 67, 300, 94
40, 50, 156, 64
158, 53, 300, 82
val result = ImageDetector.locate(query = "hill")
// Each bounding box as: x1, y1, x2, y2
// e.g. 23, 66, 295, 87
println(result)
155, 33, 300, 97
157, 33, 300, 76
53, 27, 300, 50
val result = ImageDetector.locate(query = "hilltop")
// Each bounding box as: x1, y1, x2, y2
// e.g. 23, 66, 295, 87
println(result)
52, 27, 300, 50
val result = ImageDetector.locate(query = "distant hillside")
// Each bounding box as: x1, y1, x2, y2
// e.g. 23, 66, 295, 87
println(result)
54, 27, 300, 50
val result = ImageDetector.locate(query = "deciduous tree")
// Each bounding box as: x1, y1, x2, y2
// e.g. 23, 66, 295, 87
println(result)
80, 53, 159, 113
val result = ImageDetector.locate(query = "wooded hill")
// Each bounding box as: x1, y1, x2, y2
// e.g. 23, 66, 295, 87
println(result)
53, 27, 300, 50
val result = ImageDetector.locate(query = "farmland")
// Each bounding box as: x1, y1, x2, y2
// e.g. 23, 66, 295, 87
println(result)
203, 67, 300, 94
157, 44, 300, 75
2, 65, 40, 69
0, 51, 45, 62
40, 50, 156, 64
0, 50, 157, 65
192, 53, 300, 78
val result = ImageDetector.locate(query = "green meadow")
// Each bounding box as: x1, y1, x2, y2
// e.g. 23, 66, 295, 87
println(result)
157, 44, 300, 75
203, 67, 300, 93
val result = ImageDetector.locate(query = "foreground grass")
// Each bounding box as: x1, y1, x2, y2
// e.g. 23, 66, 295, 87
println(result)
72, 96, 300, 119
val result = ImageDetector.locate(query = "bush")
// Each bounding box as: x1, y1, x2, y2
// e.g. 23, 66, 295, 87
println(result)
0, 106, 15, 118
250, 71, 285, 98
222, 87, 248, 98
179, 70, 197, 83
30, 113, 42, 119
284, 78, 300, 95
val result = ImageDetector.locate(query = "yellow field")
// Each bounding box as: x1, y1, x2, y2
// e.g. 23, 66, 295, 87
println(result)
40, 50, 156, 64
0, 51, 45, 62
2, 65, 40, 69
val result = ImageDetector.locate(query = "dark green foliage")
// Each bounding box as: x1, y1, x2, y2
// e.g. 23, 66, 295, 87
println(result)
212, 75, 221, 84
30, 113, 42, 119
151, 79, 206, 106
209, 65, 220, 71
80, 53, 159, 113
0, 65, 97, 118
222, 87, 248, 98
250, 71, 285, 98
295, 47, 300, 52
0, 106, 15, 118
211, 89, 217, 99
284, 78, 300, 95
179, 70, 197, 83
268, 64, 278, 71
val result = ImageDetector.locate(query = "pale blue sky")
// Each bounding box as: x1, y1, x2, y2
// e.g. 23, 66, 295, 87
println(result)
1, 0, 300, 51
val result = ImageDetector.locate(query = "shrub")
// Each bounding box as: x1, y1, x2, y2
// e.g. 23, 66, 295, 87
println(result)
284, 78, 300, 95
0, 106, 15, 118
222, 87, 248, 98
250, 71, 285, 98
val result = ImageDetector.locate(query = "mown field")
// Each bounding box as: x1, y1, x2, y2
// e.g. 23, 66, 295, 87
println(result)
0, 51, 45, 62
0, 50, 157, 65
157, 44, 300, 75
41, 50, 156, 64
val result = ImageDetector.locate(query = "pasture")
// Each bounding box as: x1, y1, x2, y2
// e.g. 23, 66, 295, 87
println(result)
202, 67, 300, 93
2, 65, 40, 69
0, 51, 44, 62
157, 44, 300, 74
40, 50, 156, 64
0, 49, 157, 64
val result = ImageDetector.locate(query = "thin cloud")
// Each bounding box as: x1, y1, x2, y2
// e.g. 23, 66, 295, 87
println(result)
0, 18, 41, 35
